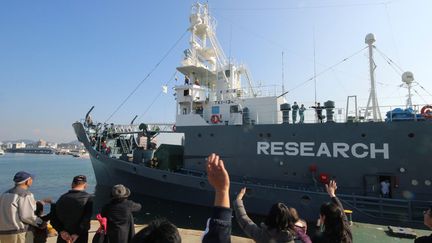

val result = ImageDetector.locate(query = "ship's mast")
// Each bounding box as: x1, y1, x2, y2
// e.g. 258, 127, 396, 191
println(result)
365, 33, 382, 121
402, 71, 414, 108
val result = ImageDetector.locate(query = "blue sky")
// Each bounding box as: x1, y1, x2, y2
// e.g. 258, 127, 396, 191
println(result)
1, 0, 431, 142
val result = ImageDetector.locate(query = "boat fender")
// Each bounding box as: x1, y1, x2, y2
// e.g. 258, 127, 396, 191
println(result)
211, 115, 220, 124
421, 105, 432, 118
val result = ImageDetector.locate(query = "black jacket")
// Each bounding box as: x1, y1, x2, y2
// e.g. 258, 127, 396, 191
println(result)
101, 199, 142, 243
52, 190, 93, 235
415, 234, 432, 243
202, 206, 232, 243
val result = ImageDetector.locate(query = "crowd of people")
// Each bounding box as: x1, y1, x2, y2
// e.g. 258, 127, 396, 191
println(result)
1, 154, 431, 243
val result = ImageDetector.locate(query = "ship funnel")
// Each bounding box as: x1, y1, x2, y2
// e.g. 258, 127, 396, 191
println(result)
324, 100, 335, 122
280, 103, 291, 124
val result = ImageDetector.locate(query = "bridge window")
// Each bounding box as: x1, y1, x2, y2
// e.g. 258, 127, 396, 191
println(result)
212, 106, 220, 114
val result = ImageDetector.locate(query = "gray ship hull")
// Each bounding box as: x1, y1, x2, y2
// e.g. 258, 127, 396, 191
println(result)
73, 120, 432, 228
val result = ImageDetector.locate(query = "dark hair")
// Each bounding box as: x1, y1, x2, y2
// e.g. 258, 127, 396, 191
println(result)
132, 219, 181, 243
320, 202, 352, 243
264, 203, 295, 232
35, 201, 44, 217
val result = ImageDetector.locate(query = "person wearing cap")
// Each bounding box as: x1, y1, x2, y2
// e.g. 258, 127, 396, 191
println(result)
101, 184, 142, 243
52, 175, 93, 243
0, 171, 45, 243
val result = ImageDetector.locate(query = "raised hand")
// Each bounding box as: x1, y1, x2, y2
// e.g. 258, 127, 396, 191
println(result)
206, 153, 230, 208
206, 153, 230, 193
237, 187, 246, 200
325, 180, 337, 198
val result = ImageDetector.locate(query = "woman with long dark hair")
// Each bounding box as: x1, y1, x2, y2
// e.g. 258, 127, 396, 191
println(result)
313, 180, 352, 243
233, 188, 299, 243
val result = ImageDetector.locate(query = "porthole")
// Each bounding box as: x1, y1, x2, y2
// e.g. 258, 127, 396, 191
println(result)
425, 180, 431, 186
408, 133, 415, 138
361, 133, 366, 138
411, 179, 418, 186
399, 167, 406, 173
279, 161, 284, 166
197, 133, 202, 138
162, 174, 167, 180
259, 133, 263, 137
300, 195, 311, 205
292, 133, 296, 137
267, 133, 271, 138
199, 181, 205, 188
133, 167, 137, 173
210, 133, 214, 137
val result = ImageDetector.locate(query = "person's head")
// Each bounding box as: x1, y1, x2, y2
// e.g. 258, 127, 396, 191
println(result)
111, 184, 130, 201
71, 175, 87, 190
319, 202, 351, 242
423, 206, 432, 229
301, 104, 304, 107
294, 101, 297, 104
132, 219, 181, 243
317, 102, 320, 106
35, 201, 44, 217
288, 207, 300, 222
264, 202, 295, 231
13, 171, 34, 189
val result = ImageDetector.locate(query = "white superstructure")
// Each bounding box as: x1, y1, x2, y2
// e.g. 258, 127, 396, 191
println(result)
174, 3, 284, 127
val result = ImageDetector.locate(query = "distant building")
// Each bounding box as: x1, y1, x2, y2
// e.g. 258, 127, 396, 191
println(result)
6, 143, 13, 149
13, 142, 26, 149
48, 143, 57, 149
37, 139, 47, 148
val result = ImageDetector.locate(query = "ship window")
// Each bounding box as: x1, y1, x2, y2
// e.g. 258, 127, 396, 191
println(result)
197, 133, 202, 138
411, 179, 418, 186
225, 69, 230, 78
230, 105, 239, 113
361, 133, 366, 137
184, 89, 190, 96
199, 181, 205, 188
212, 106, 220, 114
425, 180, 431, 186
210, 133, 214, 137
259, 133, 263, 138
162, 175, 167, 180
408, 133, 415, 138
267, 133, 271, 138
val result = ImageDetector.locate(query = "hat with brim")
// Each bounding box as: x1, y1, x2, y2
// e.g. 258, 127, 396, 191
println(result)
111, 184, 131, 199
13, 171, 35, 184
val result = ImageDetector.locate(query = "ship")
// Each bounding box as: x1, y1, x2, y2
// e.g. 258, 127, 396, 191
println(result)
73, 3, 432, 228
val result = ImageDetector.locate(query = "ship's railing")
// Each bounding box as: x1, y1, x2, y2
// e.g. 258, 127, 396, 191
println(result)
339, 194, 430, 222
80, 119, 175, 134
250, 102, 426, 124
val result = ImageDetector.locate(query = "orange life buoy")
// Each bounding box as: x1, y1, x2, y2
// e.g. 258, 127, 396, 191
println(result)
421, 105, 432, 119
211, 115, 220, 124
